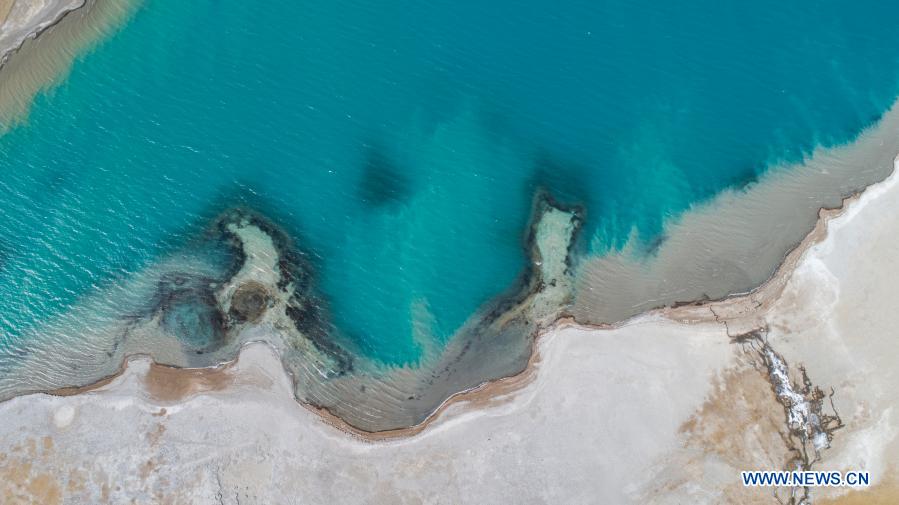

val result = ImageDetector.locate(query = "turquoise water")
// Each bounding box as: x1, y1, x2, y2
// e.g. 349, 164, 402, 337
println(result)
1, 0, 898, 365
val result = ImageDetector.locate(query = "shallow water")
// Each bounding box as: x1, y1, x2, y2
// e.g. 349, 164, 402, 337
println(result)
1, 0, 899, 429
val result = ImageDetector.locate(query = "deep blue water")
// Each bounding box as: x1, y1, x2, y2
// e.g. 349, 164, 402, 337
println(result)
1, 0, 898, 364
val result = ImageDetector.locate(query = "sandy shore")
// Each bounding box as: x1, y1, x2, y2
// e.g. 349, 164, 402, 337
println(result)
0, 0, 135, 131
1, 2, 899, 503
1, 0, 898, 441
0, 0, 84, 67
3, 144, 899, 504
574, 97, 899, 325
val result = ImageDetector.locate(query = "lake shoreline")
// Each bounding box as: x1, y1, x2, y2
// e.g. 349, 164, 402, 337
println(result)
0, 11, 896, 427
4, 156, 899, 501
0, 0, 85, 69
21, 154, 894, 442
0, 0, 137, 130
0, 8, 899, 504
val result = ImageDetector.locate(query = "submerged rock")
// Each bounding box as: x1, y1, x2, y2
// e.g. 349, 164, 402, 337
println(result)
228, 281, 269, 323
153, 273, 226, 353
292, 193, 584, 432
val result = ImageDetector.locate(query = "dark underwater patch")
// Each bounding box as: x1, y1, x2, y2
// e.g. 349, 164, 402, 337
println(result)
153, 273, 226, 353
644, 233, 668, 256
356, 143, 412, 208
525, 153, 591, 258
527, 152, 594, 208
729, 163, 763, 192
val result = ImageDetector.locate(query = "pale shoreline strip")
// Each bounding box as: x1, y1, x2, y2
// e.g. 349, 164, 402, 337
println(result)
0, 0, 86, 69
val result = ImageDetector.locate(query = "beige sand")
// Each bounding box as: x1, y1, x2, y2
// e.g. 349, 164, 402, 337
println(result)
574, 99, 899, 324
0, 0, 15, 26
0, 1, 84, 66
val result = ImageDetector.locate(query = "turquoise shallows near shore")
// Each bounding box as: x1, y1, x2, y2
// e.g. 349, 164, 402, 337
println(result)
1, 0, 899, 430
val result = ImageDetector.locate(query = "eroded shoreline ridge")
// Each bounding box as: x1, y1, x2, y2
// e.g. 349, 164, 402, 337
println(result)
0, 196, 582, 432
2, 0, 899, 439
3, 160, 899, 502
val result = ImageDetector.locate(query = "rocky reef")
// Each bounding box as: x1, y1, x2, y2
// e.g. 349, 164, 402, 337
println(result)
0, 182, 581, 433
22, 194, 582, 432
76, 195, 584, 433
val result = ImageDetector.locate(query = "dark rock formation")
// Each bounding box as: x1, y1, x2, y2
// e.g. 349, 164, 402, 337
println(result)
153, 273, 226, 353
228, 281, 269, 324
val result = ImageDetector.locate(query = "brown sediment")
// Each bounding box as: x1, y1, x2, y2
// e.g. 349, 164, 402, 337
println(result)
45, 351, 237, 403
0, 0, 138, 131
540, 187, 867, 341
678, 364, 786, 463
306, 321, 565, 441
574, 89, 899, 325
816, 473, 899, 504
0, 436, 63, 505
229, 281, 270, 323
656, 191, 864, 328
0, 0, 14, 26
142, 362, 234, 403
47, 373, 120, 397
638, 362, 789, 503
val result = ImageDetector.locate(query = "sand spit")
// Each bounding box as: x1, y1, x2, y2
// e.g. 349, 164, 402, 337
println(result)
3, 146, 899, 503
